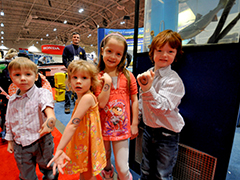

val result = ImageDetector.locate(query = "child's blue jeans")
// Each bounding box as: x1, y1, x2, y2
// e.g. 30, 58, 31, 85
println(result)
140, 126, 179, 180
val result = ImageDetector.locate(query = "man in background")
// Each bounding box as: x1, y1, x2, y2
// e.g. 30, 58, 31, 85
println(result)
62, 32, 86, 114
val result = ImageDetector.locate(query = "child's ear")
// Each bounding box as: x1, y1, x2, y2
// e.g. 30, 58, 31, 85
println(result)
100, 47, 104, 55
35, 73, 39, 81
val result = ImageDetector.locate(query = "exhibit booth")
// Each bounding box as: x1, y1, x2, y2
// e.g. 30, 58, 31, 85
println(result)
129, 0, 240, 180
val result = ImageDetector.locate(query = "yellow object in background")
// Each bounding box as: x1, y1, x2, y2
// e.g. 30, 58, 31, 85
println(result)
55, 88, 65, 102
54, 72, 66, 101
54, 72, 66, 89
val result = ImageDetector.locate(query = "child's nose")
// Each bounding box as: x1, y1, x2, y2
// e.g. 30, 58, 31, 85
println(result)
21, 75, 26, 80
110, 53, 117, 59
162, 51, 167, 56
77, 78, 82, 83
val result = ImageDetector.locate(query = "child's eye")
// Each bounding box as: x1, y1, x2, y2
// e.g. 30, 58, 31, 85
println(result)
83, 76, 87, 79
15, 74, 20, 77
117, 53, 122, 56
72, 76, 77, 79
157, 50, 162, 52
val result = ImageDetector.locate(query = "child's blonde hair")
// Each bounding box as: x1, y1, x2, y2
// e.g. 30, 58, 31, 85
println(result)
98, 32, 131, 90
8, 57, 38, 75
67, 60, 100, 93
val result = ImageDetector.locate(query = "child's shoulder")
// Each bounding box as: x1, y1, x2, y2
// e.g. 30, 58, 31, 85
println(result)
34, 87, 53, 99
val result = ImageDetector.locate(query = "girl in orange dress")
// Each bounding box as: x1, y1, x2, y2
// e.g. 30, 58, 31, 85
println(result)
48, 60, 106, 180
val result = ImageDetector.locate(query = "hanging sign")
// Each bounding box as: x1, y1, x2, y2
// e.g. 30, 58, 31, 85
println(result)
41, 45, 65, 55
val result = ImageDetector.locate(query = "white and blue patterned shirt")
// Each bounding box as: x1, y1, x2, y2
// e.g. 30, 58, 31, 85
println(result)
5, 84, 54, 146
139, 65, 185, 133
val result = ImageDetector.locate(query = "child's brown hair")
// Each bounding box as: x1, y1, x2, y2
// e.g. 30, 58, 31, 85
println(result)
67, 60, 100, 93
8, 57, 38, 75
149, 29, 183, 64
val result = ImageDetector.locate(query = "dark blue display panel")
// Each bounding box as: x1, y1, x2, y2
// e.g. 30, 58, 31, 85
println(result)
131, 43, 240, 180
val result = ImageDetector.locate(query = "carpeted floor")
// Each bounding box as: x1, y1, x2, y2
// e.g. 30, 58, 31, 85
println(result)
54, 100, 75, 126
54, 100, 141, 180
53, 99, 240, 180
1, 96, 238, 180
0, 128, 102, 180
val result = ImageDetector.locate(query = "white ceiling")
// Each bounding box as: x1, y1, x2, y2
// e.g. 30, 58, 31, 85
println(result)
0, 0, 145, 51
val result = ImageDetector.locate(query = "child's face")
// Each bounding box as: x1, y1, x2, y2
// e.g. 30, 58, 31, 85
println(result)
70, 70, 91, 96
101, 38, 124, 71
153, 42, 177, 70
10, 68, 38, 95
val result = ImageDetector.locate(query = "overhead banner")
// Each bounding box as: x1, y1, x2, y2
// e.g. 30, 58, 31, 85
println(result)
41, 45, 65, 55
97, 28, 144, 56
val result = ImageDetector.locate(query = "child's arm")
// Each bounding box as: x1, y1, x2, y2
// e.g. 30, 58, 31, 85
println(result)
47, 93, 95, 174
97, 72, 112, 108
138, 70, 185, 115
130, 94, 139, 139
39, 107, 56, 137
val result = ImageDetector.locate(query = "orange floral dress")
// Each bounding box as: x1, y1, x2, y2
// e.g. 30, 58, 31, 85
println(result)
64, 93, 106, 176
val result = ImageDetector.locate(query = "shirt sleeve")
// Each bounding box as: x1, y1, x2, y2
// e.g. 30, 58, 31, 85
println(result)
141, 76, 185, 113
39, 88, 54, 112
138, 89, 143, 122
5, 99, 14, 141
62, 47, 70, 68
82, 49, 87, 60
129, 71, 138, 95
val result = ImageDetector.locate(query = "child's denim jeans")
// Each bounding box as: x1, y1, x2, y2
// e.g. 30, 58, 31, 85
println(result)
140, 126, 179, 180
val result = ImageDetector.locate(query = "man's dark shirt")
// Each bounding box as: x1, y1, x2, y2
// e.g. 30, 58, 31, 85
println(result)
62, 44, 86, 68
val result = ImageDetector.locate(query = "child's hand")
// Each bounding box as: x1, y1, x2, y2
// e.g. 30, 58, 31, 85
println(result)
137, 70, 155, 92
47, 150, 70, 175
7, 141, 14, 153
101, 72, 112, 85
130, 124, 139, 140
39, 117, 56, 137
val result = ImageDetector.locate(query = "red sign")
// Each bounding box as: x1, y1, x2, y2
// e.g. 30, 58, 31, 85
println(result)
41, 45, 65, 55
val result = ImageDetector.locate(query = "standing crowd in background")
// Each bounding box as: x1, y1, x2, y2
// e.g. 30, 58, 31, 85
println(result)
1, 30, 185, 180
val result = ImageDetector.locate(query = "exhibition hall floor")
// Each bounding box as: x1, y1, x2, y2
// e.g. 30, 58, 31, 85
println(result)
54, 100, 240, 180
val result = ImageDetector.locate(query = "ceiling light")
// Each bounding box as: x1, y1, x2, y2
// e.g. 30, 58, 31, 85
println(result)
41, 38, 43, 41
53, 28, 57, 31
0, 11, 4, 16
63, 20, 67, 24
1, 41, 3, 43
36, 41, 38, 44
91, 44, 93, 46
46, 34, 49, 37
1, 37, 3, 39
0, 23, 4, 27
120, 21, 125, 25
1, 31, 4, 34
79, 8, 84, 13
